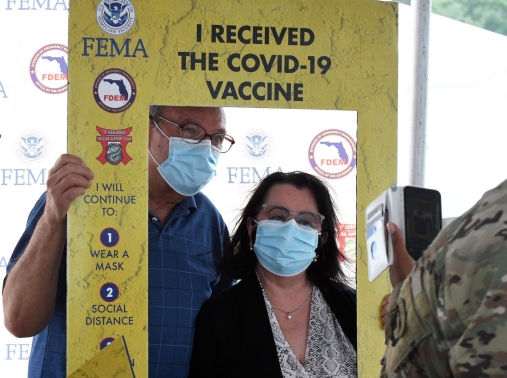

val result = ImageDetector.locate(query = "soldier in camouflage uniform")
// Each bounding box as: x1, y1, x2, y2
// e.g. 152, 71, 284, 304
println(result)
381, 179, 507, 377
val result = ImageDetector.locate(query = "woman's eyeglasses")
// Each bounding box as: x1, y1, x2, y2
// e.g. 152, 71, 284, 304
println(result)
260, 204, 324, 230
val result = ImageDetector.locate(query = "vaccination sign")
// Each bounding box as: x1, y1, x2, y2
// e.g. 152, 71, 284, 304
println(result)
67, 0, 398, 375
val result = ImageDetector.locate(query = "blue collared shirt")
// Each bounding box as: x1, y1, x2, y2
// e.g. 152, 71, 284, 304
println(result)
6, 192, 231, 377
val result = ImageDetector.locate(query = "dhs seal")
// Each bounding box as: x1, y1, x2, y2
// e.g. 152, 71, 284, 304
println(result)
93, 68, 137, 113
29, 44, 68, 94
15, 130, 51, 164
308, 129, 357, 179
96, 0, 135, 35
242, 129, 274, 160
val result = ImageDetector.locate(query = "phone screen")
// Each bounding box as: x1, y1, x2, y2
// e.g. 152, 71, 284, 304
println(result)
403, 186, 442, 260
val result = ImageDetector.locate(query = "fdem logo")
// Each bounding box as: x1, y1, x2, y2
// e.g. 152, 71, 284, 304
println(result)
29, 44, 68, 94
93, 68, 137, 113
308, 129, 357, 179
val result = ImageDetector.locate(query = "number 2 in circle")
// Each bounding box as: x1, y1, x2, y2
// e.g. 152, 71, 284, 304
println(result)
100, 282, 119, 302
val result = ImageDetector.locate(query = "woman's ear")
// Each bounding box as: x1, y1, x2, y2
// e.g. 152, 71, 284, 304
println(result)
246, 217, 256, 246
320, 232, 328, 244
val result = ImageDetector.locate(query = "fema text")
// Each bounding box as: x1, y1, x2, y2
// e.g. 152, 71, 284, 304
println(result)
5, 0, 68, 10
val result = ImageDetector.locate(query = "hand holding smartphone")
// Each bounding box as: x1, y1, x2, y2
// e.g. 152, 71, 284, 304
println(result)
366, 185, 442, 281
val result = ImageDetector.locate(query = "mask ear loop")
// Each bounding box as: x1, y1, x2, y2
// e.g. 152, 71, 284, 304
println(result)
148, 149, 161, 167
148, 117, 168, 167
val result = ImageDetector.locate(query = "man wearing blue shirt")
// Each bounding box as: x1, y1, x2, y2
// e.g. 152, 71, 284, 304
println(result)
3, 106, 235, 377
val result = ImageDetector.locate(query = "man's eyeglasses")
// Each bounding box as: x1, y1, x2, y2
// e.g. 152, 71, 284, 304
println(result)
260, 204, 325, 231
151, 115, 235, 153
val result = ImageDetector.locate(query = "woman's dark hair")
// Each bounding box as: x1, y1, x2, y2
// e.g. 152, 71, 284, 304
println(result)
223, 171, 349, 287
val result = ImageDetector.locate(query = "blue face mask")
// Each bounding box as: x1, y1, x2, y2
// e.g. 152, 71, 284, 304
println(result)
150, 136, 220, 196
253, 219, 319, 277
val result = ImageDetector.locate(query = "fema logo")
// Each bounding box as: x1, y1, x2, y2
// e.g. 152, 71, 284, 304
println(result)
15, 131, 51, 164
242, 129, 273, 160
29, 44, 68, 94
308, 129, 357, 179
96, 0, 135, 35
93, 68, 136, 113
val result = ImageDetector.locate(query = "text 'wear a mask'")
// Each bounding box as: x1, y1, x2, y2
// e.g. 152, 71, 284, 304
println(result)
150, 136, 220, 197
254, 219, 319, 277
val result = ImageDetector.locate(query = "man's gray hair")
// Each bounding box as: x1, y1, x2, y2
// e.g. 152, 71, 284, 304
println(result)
149, 105, 163, 119
148, 105, 226, 128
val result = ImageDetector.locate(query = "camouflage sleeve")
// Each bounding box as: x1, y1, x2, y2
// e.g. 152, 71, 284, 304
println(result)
381, 179, 507, 377
437, 185, 507, 376
380, 234, 453, 377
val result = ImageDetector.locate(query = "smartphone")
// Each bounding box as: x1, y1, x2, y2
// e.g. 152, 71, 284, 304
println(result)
402, 186, 442, 260
365, 184, 442, 281
365, 197, 389, 281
